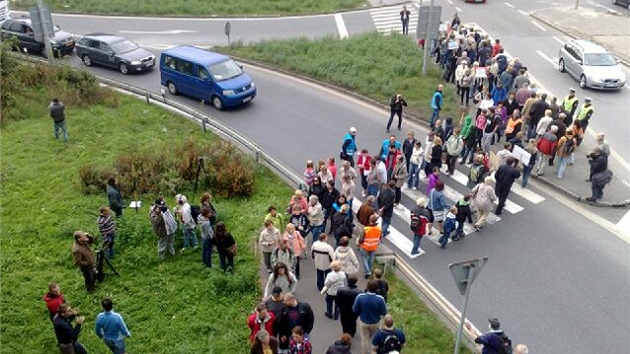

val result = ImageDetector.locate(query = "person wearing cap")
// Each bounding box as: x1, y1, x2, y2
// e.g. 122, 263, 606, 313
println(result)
340, 127, 358, 167
465, 318, 510, 354
386, 94, 408, 133
150, 197, 177, 260
265, 286, 286, 320
561, 88, 579, 126
575, 97, 594, 131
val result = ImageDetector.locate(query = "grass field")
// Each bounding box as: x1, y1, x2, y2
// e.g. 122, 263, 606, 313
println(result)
223, 32, 461, 123
10, 0, 369, 16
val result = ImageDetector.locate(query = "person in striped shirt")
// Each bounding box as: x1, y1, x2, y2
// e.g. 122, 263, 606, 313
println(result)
97, 206, 116, 259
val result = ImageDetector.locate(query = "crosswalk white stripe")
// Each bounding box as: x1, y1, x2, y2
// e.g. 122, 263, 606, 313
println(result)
369, 6, 419, 35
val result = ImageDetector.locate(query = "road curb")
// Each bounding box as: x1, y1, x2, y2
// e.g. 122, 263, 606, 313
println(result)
233, 55, 630, 208
529, 10, 630, 68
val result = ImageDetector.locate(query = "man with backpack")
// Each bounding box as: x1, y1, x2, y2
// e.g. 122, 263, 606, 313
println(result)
372, 314, 406, 354
555, 130, 577, 179
466, 318, 512, 354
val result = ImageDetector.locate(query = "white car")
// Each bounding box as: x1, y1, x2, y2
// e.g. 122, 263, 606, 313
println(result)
558, 39, 626, 90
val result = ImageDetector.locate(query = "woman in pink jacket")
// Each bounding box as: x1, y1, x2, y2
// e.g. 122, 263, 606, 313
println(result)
284, 223, 305, 279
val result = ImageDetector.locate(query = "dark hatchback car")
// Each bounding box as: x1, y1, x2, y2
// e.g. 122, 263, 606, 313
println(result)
0, 17, 75, 57
613, 0, 630, 9
75, 33, 155, 74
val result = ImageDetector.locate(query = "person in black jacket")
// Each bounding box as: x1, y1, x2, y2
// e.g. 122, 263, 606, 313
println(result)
277, 293, 314, 351
586, 147, 609, 203
494, 157, 521, 215
325, 333, 353, 354
453, 195, 473, 241
386, 94, 408, 133
214, 222, 236, 272
336, 274, 362, 337
321, 180, 340, 233
106, 177, 124, 217
53, 304, 87, 354
377, 181, 396, 238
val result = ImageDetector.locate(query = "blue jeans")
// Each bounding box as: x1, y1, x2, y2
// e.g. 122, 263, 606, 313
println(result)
183, 227, 198, 248
202, 238, 213, 268
53, 121, 68, 142
360, 248, 375, 276
104, 338, 125, 354
105, 233, 115, 259
367, 184, 379, 197
317, 268, 331, 291
381, 215, 392, 238
311, 224, 324, 247
430, 108, 440, 128
407, 163, 420, 188
325, 294, 340, 319
556, 156, 570, 179
411, 233, 423, 254
461, 145, 475, 164
521, 165, 533, 187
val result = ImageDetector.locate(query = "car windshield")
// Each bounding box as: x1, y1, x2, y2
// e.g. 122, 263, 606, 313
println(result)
110, 39, 139, 54
208, 59, 242, 81
584, 53, 616, 66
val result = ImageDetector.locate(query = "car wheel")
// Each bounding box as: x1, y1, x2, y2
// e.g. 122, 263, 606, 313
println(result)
212, 95, 224, 110
119, 63, 129, 75
558, 58, 565, 73
579, 75, 587, 88
167, 81, 178, 95
82, 54, 93, 66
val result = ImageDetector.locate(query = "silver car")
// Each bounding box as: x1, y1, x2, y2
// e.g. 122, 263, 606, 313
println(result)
558, 39, 626, 90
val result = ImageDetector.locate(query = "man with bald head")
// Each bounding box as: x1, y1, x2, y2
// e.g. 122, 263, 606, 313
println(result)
514, 343, 529, 354
372, 314, 406, 353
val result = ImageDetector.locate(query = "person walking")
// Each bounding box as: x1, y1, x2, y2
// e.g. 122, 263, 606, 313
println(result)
446, 127, 464, 175
214, 221, 236, 272
494, 157, 521, 215
49, 98, 68, 142
359, 215, 381, 279
377, 181, 395, 239
277, 294, 315, 352
587, 147, 612, 203
250, 330, 280, 354
336, 274, 362, 337
561, 88, 579, 126
325, 333, 353, 354
95, 297, 131, 354
340, 127, 358, 167
407, 141, 424, 190
106, 178, 124, 217
357, 149, 372, 197
353, 280, 387, 354
199, 207, 215, 269
410, 197, 431, 255
465, 318, 512, 354
428, 181, 448, 234
71, 231, 96, 293
264, 262, 298, 300
284, 223, 306, 278
472, 176, 497, 232
320, 260, 347, 320
334, 236, 360, 277
371, 314, 406, 354
521, 139, 538, 188
575, 96, 594, 132
392, 155, 408, 206
453, 195, 473, 241
555, 130, 577, 179
386, 94, 408, 133
53, 304, 87, 354
400, 5, 411, 35
44, 283, 66, 322
248, 302, 277, 342
149, 197, 177, 260
402, 132, 417, 172
430, 85, 444, 129
260, 220, 280, 273
311, 233, 335, 291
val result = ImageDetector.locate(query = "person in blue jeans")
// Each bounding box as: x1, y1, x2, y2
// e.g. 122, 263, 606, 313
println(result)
521, 139, 538, 188
95, 297, 131, 354
439, 207, 458, 249
410, 197, 432, 255
430, 85, 444, 128
377, 181, 396, 239
198, 207, 214, 268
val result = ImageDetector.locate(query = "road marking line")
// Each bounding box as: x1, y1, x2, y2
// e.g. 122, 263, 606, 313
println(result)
454, 7, 462, 12
552, 36, 565, 45
334, 13, 348, 39
617, 210, 630, 239
119, 29, 197, 34
518, 10, 528, 16
504, 2, 515, 8
511, 185, 545, 204
531, 20, 547, 32
536, 49, 556, 65
447, 0, 454, 5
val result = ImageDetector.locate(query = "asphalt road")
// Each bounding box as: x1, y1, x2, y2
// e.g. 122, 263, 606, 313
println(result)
37, 3, 630, 352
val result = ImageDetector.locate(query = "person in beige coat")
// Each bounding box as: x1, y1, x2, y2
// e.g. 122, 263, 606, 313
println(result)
471, 176, 497, 231
392, 155, 408, 206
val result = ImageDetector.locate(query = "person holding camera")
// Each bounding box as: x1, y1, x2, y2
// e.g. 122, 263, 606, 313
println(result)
71, 231, 96, 293
53, 304, 87, 354
149, 197, 178, 260
386, 94, 408, 133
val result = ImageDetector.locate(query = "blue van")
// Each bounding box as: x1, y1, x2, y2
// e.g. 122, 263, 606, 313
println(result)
160, 46, 256, 110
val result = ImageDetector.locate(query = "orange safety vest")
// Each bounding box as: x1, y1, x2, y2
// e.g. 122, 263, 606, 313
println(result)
361, 225, 381, 252
505, 117, 522, 134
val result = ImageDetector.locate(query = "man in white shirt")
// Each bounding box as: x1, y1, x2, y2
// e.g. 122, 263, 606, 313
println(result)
311, 233, 335, 292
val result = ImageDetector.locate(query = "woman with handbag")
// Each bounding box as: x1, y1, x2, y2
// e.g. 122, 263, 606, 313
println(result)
215, 222, 236, 272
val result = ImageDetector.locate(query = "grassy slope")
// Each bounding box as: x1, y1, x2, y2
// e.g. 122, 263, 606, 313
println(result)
223, 32, 461, 122
11, 0, 368, 16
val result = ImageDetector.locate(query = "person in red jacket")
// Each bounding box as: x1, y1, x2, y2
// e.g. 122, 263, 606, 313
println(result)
247, 302, 276, 343
43, 282, 65, 321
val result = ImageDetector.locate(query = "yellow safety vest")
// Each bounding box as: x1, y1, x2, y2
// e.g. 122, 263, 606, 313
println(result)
577, 105, 594, 121
563, 95, 578, 113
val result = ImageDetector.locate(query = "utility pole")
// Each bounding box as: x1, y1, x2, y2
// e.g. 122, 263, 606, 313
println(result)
35, 0, 54, 61
421, 0, 435, 76
575, 0, 579, 10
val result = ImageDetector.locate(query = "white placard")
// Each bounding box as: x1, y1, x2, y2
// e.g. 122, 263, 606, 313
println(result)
512, 145, 532, 166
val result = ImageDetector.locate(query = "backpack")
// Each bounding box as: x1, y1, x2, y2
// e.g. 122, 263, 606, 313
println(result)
496, 332, 513, 354
562, 137, 575, 156
410, 214, 422, 231
469, 164, 484, 185
377, 330, 402, 354
190, 204, 201, 224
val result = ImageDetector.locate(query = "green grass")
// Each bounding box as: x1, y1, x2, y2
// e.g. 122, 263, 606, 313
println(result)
222, 32, 461, 122
11, 0, 369, 16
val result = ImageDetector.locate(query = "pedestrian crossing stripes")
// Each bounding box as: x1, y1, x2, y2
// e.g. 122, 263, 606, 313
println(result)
369, 4, 419, 35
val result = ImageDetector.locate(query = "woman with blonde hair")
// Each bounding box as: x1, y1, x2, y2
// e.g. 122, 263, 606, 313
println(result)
320, 260, 347, 320
283, 223, 305, 278
333, 236, 359, 276
471, 176, 497, 231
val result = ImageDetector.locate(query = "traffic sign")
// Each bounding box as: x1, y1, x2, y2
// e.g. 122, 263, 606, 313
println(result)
28, 4, 54, 43
224, 21, 231, 36
416, 5, 442, 40
448, 257, 488, 296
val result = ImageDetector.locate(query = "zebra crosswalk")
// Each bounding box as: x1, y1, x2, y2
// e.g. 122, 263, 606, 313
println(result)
369, 3, 419, 35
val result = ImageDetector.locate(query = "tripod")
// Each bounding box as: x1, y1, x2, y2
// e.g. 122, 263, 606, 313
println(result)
193, 156, 212, 195
95, 249, 120, 282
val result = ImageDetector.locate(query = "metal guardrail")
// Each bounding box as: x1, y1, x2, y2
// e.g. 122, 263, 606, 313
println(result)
11, 53, 481, 353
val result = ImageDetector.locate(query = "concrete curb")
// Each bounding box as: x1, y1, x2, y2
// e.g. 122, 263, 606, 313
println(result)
233, 55, 630, 208
530, 11, 630, 68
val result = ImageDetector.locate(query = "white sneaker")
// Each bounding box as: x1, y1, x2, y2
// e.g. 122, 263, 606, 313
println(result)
412, 186, 417, 190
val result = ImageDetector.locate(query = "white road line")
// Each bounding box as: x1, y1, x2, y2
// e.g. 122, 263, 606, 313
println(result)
531, 20, 547, 32
504, 2, 515, 8
334, 13, 348, 39
447, 0, 454, 5
511, 185, 545, 204
119, 29, 196, 34
552, 36, 565, 45
536, 50, 556, 66
518, 10, 528, 16
454, 7, 462, 12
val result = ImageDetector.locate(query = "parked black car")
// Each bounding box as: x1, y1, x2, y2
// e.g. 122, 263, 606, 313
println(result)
0, 17, 75, 57
613, 0, 630, 10
75, 33, 155, 74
